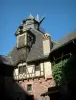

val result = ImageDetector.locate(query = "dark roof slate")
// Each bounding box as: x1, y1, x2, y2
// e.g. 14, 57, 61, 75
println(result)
26, 29, 49, 62
9, 28, 76, 65
8, 46, 27, 65
0, 55, 14, 66
51, 30, 76, 52
9, 29, 51, 65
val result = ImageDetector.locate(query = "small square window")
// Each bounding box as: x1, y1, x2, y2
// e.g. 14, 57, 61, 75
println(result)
27, 84, 32, 91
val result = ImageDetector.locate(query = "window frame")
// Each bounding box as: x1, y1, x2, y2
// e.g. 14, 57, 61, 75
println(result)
27, 84, 32, 91
19, 66, 23, 74
19, 64, 26, 74
23, 65, 26, 73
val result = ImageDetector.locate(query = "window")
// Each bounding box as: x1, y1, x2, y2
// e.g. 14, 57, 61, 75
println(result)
27, 84, 32, 91
19, 65, 26, 74
35, 62, 40, 71
19, 66, 23, 74
23, 65, 26, 73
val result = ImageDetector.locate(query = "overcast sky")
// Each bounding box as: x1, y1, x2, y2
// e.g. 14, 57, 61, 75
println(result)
0, 0, 76, 55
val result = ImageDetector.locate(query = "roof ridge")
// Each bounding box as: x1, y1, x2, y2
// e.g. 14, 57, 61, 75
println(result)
51, 39, 58, 43
59, 29, 76, 42
29, 28, 45, 36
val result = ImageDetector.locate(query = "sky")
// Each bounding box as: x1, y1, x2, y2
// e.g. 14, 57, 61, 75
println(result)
0, 0, 76, 55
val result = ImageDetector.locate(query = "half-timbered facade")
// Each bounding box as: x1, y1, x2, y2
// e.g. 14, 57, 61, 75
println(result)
8, 15, 56, 100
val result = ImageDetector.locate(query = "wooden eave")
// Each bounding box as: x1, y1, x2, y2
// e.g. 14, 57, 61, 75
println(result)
49, 39, 76, 61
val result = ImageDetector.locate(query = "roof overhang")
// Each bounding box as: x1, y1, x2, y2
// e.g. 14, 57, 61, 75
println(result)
49, 38, 76, 60
0, 55, 15, 67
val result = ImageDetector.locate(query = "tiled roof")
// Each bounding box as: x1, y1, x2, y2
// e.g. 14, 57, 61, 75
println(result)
51, 30, 76, 52
26, 29, 46, 62
9, 29, 52, 65
8, 46, 27, 65
9, 29, 76, 65
0, 55, 14, 66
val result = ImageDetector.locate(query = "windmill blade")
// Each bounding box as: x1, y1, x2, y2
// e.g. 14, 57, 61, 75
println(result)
40, 16, 45, 24
36, 14, 40, 22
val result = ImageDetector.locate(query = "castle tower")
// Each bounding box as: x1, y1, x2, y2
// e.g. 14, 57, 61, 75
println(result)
9, 14, 55, 100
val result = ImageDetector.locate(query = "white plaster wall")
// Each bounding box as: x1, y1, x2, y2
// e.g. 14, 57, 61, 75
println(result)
43, 39, 50, 55
40, 63, 43, 71
27, 65, 34, 73
14, 69, 18, 75
40, 63, 44, 76
44, 61, 52, 79
14, 68, 19, 79
35, 71, 40, 76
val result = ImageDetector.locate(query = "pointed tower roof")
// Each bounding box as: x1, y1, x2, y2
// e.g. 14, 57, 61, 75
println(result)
24, 14, 45, 25
27, 14, 34, 20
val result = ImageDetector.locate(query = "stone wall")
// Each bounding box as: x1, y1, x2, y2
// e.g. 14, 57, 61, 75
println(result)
19, 77, 55, 100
